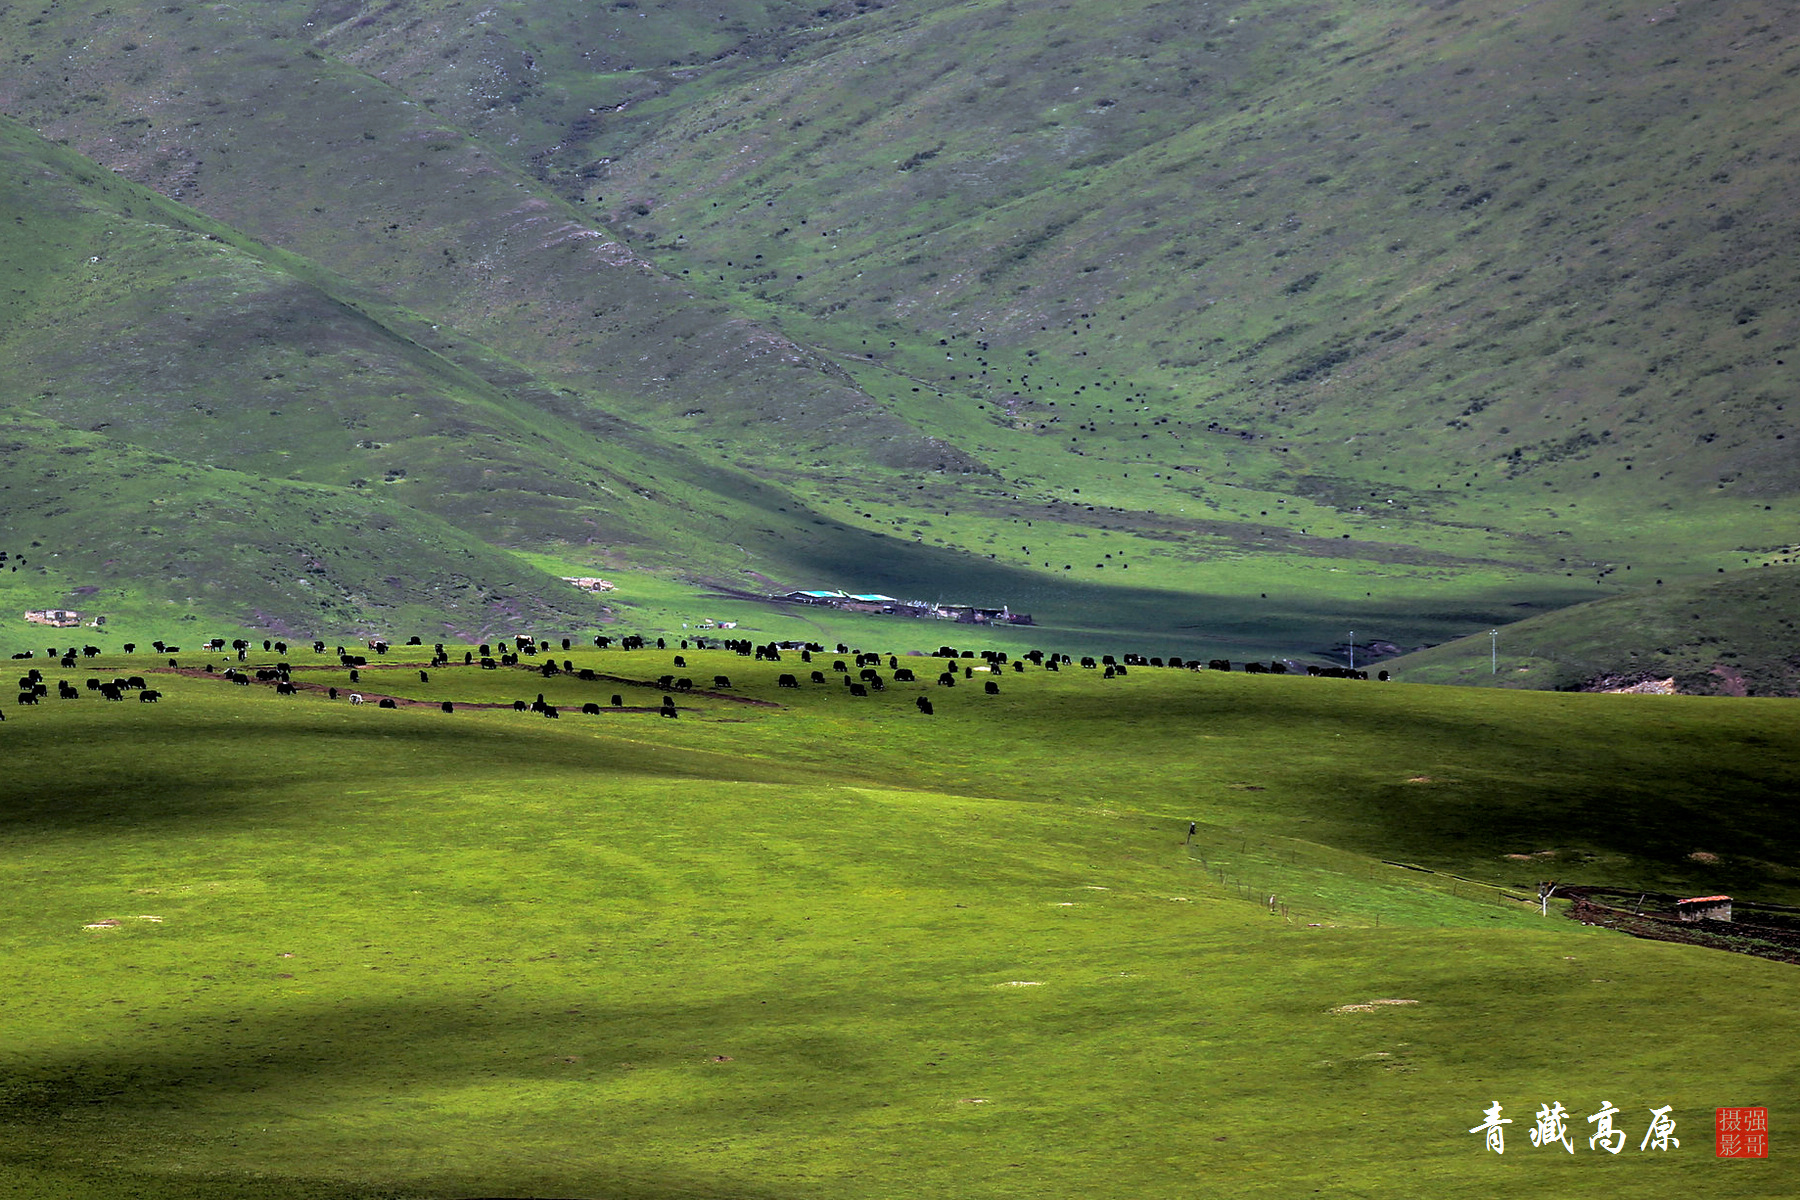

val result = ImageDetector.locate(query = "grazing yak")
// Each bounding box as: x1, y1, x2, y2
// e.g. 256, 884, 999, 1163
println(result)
777, 674, 800, 688
713, 675, 732, 689
810, 671, 827, 683
894, 668, 916, 682
984, 681, 1000, 694
915, 696, 933, 715
348, 693, 364, 705
377, 698, 397, 709
139, 690, 161, 702
611, 694, 624, 707
582, 702, 602, 715
441, 702, 454, 713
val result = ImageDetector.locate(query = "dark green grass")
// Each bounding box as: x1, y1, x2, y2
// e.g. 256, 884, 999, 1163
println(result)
1391, 565, 1800, 696
2, 648, 1797, 1197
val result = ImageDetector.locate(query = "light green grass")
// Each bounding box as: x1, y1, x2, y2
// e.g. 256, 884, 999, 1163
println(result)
2, 646, 1796, 1198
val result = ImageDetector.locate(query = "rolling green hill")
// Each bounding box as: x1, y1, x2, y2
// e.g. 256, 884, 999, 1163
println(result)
1389, 564, 1800, 696
2, 642, 1798, 1198
0, 0, 1795, 664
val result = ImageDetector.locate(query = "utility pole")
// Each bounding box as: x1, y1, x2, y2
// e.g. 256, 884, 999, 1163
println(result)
1490, 629, 1499, 675
1348, 631, 1354, 671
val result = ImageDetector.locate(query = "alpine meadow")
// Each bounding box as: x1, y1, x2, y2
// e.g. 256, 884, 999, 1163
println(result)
0, 2, 1796, 1198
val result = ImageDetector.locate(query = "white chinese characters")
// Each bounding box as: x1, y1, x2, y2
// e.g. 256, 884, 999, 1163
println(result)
1471, 1102, 1677, 1154
1529, 1102, 1574, 1153
1588, 1101, 1625, 1154
1641, 1105, 1679, 1152
1469, 1101, 1512, 1154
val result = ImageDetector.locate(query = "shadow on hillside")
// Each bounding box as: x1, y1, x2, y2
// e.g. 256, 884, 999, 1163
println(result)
0, 991, 852, 1200
737, 513, 1586, 656
972, 677, 1800, 900
0, 710, 825, 836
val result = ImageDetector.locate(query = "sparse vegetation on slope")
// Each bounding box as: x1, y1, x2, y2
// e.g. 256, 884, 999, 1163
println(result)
0, 0, 1794, 665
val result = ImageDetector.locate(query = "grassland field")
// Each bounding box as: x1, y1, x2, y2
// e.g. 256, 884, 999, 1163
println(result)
2, 635, 1796, 1199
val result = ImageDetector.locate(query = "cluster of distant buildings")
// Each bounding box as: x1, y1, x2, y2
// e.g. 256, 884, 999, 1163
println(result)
23, 609, 97, 628
778, 590, 1033, 626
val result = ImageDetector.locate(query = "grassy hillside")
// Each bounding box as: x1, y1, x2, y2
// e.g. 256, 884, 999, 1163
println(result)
1389, 564, 1800, 696
0, 0, 1795, 662
1, 640, 1797, 1198
0, 110, 1572, 653
594, 0, 1800, 501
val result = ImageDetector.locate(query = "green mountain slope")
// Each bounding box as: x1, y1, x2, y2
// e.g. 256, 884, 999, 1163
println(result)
0, 118, 998, 639
596, 0, 1800, 501
0, 1, 977, 475
1387, 564, 1800, 696
0, 0, 1794, 659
